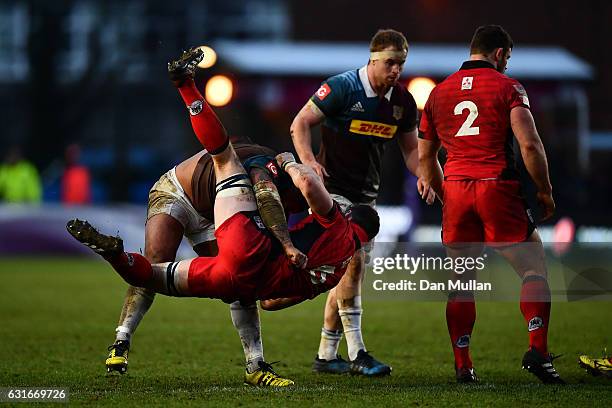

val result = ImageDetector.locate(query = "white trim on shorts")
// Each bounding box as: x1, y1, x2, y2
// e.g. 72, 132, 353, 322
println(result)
147, 167, 215, 247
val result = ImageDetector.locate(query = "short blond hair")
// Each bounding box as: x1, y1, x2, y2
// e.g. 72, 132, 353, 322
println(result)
369, 29, 408, 53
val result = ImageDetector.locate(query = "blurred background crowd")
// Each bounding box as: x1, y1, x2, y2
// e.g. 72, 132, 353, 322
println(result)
1, 0, 610, 234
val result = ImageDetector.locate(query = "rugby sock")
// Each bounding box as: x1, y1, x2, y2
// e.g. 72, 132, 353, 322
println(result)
177, 79, 229, 154
338, 296, 365, 361
230, 301, 264, 373
106, 252, 153, 288
115, 286, 156, 342
519, 275, 551, 355
317, 328, 343, 361
446, 291, 476, 370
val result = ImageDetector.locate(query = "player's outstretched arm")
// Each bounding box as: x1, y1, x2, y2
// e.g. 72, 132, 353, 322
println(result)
276, 152, 333, 217
417, 138, 443, 203
290, 101, 329, 180
511, 106, 555, 220
250, 167, 307, 268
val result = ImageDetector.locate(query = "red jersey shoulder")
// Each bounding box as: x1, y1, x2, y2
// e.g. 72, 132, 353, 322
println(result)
311, 202, 345, 228
504, 77, 530, 109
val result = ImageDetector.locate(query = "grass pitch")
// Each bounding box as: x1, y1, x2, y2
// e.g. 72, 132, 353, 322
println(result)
1, 257, 611, 407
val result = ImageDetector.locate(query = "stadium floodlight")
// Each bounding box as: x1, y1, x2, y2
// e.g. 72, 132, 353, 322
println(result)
205, 75, 233, 107
197, 45, 217, 69
407, 77, 436, 110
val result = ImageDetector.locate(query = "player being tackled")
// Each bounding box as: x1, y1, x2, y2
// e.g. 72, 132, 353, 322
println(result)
67, 46, 378, 387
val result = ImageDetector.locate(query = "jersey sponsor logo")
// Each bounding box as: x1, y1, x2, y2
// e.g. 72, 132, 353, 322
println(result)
513, 84, 527, 95
513, 84, 530, 107
315, 83, 331, 100
528, 316, 543, 332
265, 161, 278, 176
349, 120, 397, 138
252, 215, 266, 230
461, 76, 473, 90
350, 101, 365, 112
393, 105, 403, 120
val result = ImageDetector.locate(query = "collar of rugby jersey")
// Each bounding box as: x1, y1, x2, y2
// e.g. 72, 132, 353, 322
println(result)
460, 60, 496, 70
359, 65, 393, 101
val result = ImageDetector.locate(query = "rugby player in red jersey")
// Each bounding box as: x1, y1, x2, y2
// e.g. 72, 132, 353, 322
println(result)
94, 49, 309, 386
418, 25, 562, 384
67, 48, 379, 383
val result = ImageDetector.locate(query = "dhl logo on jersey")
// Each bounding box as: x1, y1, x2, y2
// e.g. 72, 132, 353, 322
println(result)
349, 120, 397, 138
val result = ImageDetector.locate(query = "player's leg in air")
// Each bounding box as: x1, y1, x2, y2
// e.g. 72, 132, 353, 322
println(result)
314, 199, 390, 377
68, 47, 292, 386
169, 47, 292, 387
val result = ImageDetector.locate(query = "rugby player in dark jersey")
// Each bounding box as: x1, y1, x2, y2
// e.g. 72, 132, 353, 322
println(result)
289, 29, 434, 376
67, 47, 379, 386
418, 25, 562, 384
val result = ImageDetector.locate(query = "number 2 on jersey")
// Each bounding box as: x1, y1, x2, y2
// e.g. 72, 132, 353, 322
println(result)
454, 101, 480, 136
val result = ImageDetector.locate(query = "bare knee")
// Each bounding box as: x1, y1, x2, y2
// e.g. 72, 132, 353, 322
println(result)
144, 214, 184, 263
497, 230, 548, 279
344, 250, 365, 286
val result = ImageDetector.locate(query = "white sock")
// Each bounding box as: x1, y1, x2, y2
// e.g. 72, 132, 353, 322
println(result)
230, 301, 263, 373
317, 328, 343, 361
338, 295, 365, 361
115, 287, 156, 343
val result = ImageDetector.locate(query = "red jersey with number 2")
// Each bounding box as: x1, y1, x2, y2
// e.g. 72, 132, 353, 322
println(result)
419, 61, 531, 180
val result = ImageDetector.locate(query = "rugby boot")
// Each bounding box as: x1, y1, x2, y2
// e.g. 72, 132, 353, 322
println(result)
456, 366, 479, 383
312, 354, 350, 374
168, 47, 204, 87
522, 347, 565, 384
244, 361, 294, 387
579, 351, 612, 378
349, 350, 392, 376
106, 340, 129, 374
66, 219, 123, 258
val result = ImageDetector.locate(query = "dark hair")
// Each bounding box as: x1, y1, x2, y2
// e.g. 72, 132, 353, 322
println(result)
469, 25, 513, 55
349, 204, 380, 240
370, 29, 408, 53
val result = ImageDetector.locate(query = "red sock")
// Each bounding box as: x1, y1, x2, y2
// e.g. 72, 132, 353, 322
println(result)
520, 275, 551, 355
106, 252, 153, 287
446, 291, 476, 370
177, 79, 229, 154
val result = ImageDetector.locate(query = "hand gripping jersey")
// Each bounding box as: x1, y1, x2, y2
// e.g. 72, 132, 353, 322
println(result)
419, 60, 531, 181
310, 66, 417, 203
256, 203, 359, 301
187, 202, 359, 303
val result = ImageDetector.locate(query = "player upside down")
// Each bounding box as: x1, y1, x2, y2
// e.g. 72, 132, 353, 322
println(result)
66, 52, 379, 363
98, 48, 312, 386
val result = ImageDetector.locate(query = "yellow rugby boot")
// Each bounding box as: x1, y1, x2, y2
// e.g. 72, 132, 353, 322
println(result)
244, 361, 294, 387
106, 340, 129, 374
579, 352, 612, 378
